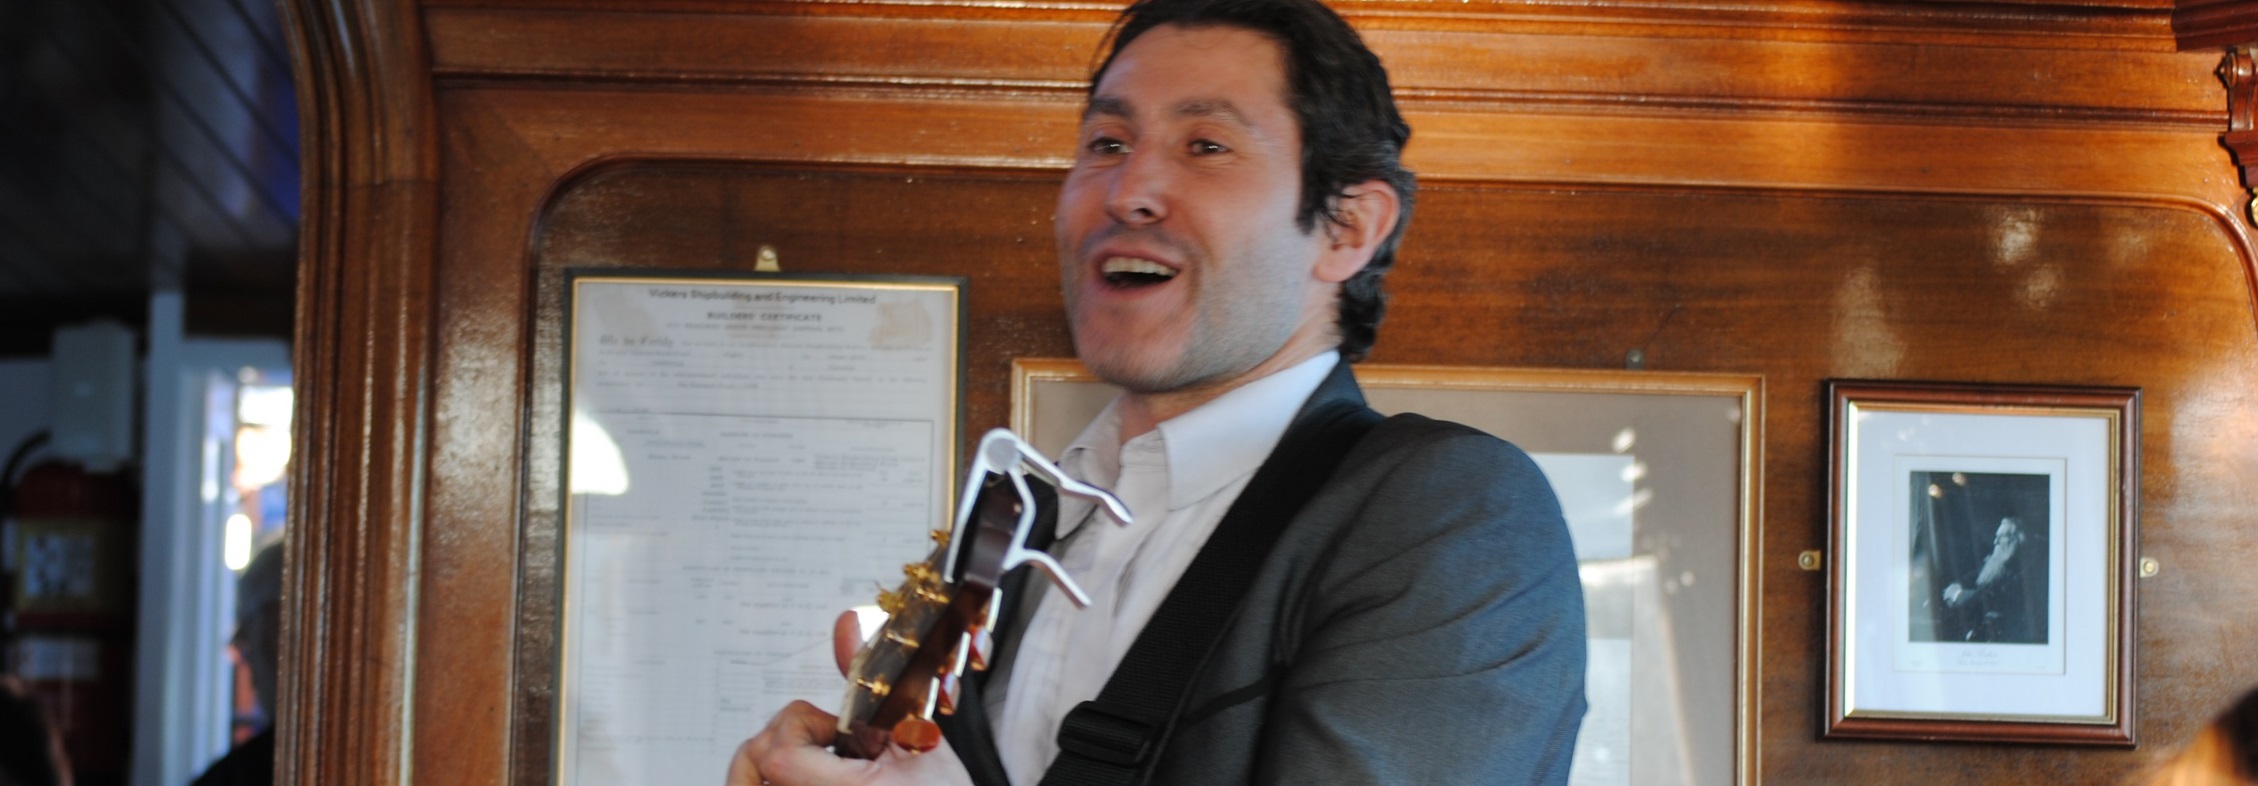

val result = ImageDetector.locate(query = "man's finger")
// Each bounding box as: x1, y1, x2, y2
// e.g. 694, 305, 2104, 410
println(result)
724, 735, 765, 786
728, 701, 851, 786
777, 700, 842, 748
761, 702, 877, 786
834, 610, 862, 676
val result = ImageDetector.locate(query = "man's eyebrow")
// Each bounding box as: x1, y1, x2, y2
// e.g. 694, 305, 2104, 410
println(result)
1080, 96, 1254, 127
1172, 98, 1250, 126
1083, 96, 1132, 123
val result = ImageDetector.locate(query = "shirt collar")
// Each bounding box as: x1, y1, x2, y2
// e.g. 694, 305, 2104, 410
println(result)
1058, 399, 1124, 491
1156, 351, 1339, 509
1056, 351, 1340, 512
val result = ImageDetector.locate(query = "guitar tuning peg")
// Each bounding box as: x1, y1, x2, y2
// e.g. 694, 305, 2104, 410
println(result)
892, 717, 943, 753
876, 588, 906, 616
929, 528, 950, 546
937, 671, 960, 715
903, 563, 939, 584
946, 626, 974, 675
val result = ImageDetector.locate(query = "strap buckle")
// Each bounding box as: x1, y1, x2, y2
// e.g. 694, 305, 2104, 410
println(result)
1055, 701, 1158, 767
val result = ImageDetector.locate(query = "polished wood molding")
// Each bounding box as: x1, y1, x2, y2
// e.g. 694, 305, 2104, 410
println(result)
433, 0, 2184, 48
516, 163, 2258, 782
424, 4, 2219, 129
278, 0, 441, 783
2176, 0, 2258, 49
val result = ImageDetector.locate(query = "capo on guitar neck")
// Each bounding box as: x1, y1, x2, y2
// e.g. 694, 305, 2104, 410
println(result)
834, 429, 1131, 759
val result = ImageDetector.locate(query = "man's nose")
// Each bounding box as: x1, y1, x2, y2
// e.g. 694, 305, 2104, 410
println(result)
1103, 151, 1169, 226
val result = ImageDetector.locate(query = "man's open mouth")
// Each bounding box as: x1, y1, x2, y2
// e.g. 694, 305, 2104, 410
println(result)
1101, 257, 1179, 289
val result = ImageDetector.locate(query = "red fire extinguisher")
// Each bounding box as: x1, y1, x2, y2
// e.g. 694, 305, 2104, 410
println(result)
4, 432, 136, 786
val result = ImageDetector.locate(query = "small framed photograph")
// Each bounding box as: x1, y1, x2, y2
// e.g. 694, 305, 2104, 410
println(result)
1824, 380, 2138, 745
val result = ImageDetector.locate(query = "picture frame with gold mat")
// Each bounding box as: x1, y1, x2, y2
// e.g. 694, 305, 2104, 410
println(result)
1013, 359, 1765, 785
1824, 379, 2138, 746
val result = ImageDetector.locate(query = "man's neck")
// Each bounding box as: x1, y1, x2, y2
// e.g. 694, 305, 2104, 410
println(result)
1115, 342, 1336, 441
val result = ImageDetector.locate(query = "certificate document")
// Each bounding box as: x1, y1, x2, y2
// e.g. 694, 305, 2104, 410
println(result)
559, 273, 962, 786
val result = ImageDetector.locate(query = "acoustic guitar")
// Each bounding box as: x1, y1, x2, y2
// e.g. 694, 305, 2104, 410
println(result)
834, 428, 1130, 758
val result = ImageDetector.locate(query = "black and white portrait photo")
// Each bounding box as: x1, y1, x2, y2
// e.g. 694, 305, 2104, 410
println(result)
1907, 471, 2049, 645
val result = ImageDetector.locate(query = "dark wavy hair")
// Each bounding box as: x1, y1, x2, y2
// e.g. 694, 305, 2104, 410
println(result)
1092, 0, 1416, 362
2217, 686, 2258, 780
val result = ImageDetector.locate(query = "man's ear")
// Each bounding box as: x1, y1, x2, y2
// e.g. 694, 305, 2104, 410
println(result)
1314, 179, 1401, 284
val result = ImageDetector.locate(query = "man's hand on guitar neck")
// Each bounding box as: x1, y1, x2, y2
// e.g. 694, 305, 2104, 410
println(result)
726, 700, 974, 786
725, 610, 979, 786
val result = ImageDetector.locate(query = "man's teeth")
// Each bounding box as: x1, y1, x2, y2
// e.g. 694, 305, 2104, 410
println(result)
1101, 257, 1177, 279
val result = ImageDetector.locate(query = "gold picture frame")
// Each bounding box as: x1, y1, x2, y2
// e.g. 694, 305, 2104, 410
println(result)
1824, 379, 2138, 746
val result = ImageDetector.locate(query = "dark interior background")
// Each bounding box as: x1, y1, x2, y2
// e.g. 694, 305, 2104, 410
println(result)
0, 0, 299, 355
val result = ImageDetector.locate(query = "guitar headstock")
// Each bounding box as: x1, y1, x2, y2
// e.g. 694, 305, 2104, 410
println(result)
834, 476, 1009, 758
833, 429, 1130, 759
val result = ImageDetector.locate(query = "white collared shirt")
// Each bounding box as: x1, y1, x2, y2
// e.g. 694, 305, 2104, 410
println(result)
989, 351, 1339, 786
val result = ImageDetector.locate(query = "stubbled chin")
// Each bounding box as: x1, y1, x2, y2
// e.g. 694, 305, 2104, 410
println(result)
1083, 355, 1187, 394
1071, 321, 1178, 392
1068, 277, 1201, 386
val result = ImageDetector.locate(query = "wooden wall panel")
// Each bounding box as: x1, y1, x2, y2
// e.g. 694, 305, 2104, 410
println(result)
284, 1, 2258, 784
536, 168, 1073, 451
526, 168, 2258, 784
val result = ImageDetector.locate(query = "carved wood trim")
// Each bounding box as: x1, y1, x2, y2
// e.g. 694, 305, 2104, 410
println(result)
2175, 0, 2258, 49
2219, 48, 2258, 222
277, 0, 441, 784
428, 0, 2182, 48
422, 7, 2220, 131
429, 77, 2257, 336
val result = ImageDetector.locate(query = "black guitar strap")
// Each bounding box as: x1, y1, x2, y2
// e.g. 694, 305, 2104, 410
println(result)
1038, 397, 1385, 786
937, 484, 1056, 786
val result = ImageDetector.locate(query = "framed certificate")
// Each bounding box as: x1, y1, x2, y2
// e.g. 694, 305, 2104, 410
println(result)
557, 271, 964, 785
1013, 360, 1764, 786
1824, 380, 2138, 745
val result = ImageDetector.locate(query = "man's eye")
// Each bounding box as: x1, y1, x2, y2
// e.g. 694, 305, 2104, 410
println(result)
1189, 139, 1227, 155
1087, 137, 1128, 155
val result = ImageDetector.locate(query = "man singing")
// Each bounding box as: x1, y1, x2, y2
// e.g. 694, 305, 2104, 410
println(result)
731, 0, 1587, 782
